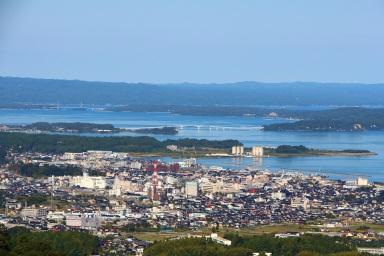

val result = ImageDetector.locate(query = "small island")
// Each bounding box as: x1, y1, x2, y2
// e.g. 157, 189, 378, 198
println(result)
124, 126, 178, 135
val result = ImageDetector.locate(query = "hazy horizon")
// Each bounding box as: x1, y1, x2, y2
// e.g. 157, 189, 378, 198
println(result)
2, 75, 384, 86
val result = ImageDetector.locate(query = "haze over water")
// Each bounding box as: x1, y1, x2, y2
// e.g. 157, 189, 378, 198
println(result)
1, 108, 383, 181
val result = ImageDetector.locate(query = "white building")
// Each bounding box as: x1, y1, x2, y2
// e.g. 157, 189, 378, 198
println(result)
5, 199, 22, 210
357, 247, 384, 255
47, 211, 65, 221
20, 206, 48, 219
112, 176, 133, 193
231, 146, 244, 156
275, 233, 300, 238
251, 146, 264, 157
291, 197, 310, 210
210, 233, 231, 246
200, 180, 223, 194
232, 146, 237, 155
129, 161, 142, 169
189, 212, 207, 219
65, 213, 82, 228
185, 181, 198, 197
66, 212, 100, 230
356, 177, 369, 186
70, 172, 106, 189
271, 191, 286, 200
166, 145, 178, 151
179, 158, 197, 168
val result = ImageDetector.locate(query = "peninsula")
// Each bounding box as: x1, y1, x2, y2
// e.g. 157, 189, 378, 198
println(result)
3, 122, 179, 135
263, 145, 376, 157
0, 132, 375, 158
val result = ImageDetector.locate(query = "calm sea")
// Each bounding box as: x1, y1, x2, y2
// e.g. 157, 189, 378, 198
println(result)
0, 109, 383, 181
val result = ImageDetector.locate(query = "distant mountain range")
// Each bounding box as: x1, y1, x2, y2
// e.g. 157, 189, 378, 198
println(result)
1, 76, 384, 106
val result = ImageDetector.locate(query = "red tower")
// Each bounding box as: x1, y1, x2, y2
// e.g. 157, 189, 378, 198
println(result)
150, 162, 160, 201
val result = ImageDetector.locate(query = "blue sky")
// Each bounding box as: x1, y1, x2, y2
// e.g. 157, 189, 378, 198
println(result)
0, 0, 383, 83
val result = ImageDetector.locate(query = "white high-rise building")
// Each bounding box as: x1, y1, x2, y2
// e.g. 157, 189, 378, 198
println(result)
252, 146, 264, 157
356, 177, 369, 186
231, 146, 244, 156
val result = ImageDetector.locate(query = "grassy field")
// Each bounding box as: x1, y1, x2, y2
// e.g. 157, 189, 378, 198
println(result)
342, 223, 384, 232
126, 224, 316, 242
125, 223, 384, 242
130, 232, 180, 242
217, 224, 316, 236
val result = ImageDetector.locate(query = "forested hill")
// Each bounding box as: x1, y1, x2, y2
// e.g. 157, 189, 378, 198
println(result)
263, 107, 384, 131
1, 76, 384, 106
0, 132, 240, 154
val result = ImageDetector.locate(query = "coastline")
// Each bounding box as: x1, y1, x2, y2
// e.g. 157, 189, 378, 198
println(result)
137, 150, 378, 159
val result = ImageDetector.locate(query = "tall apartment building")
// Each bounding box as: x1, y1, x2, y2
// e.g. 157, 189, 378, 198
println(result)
356, 177, 369, 186
231, 146, 244, 156
252, 146, 264, 157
